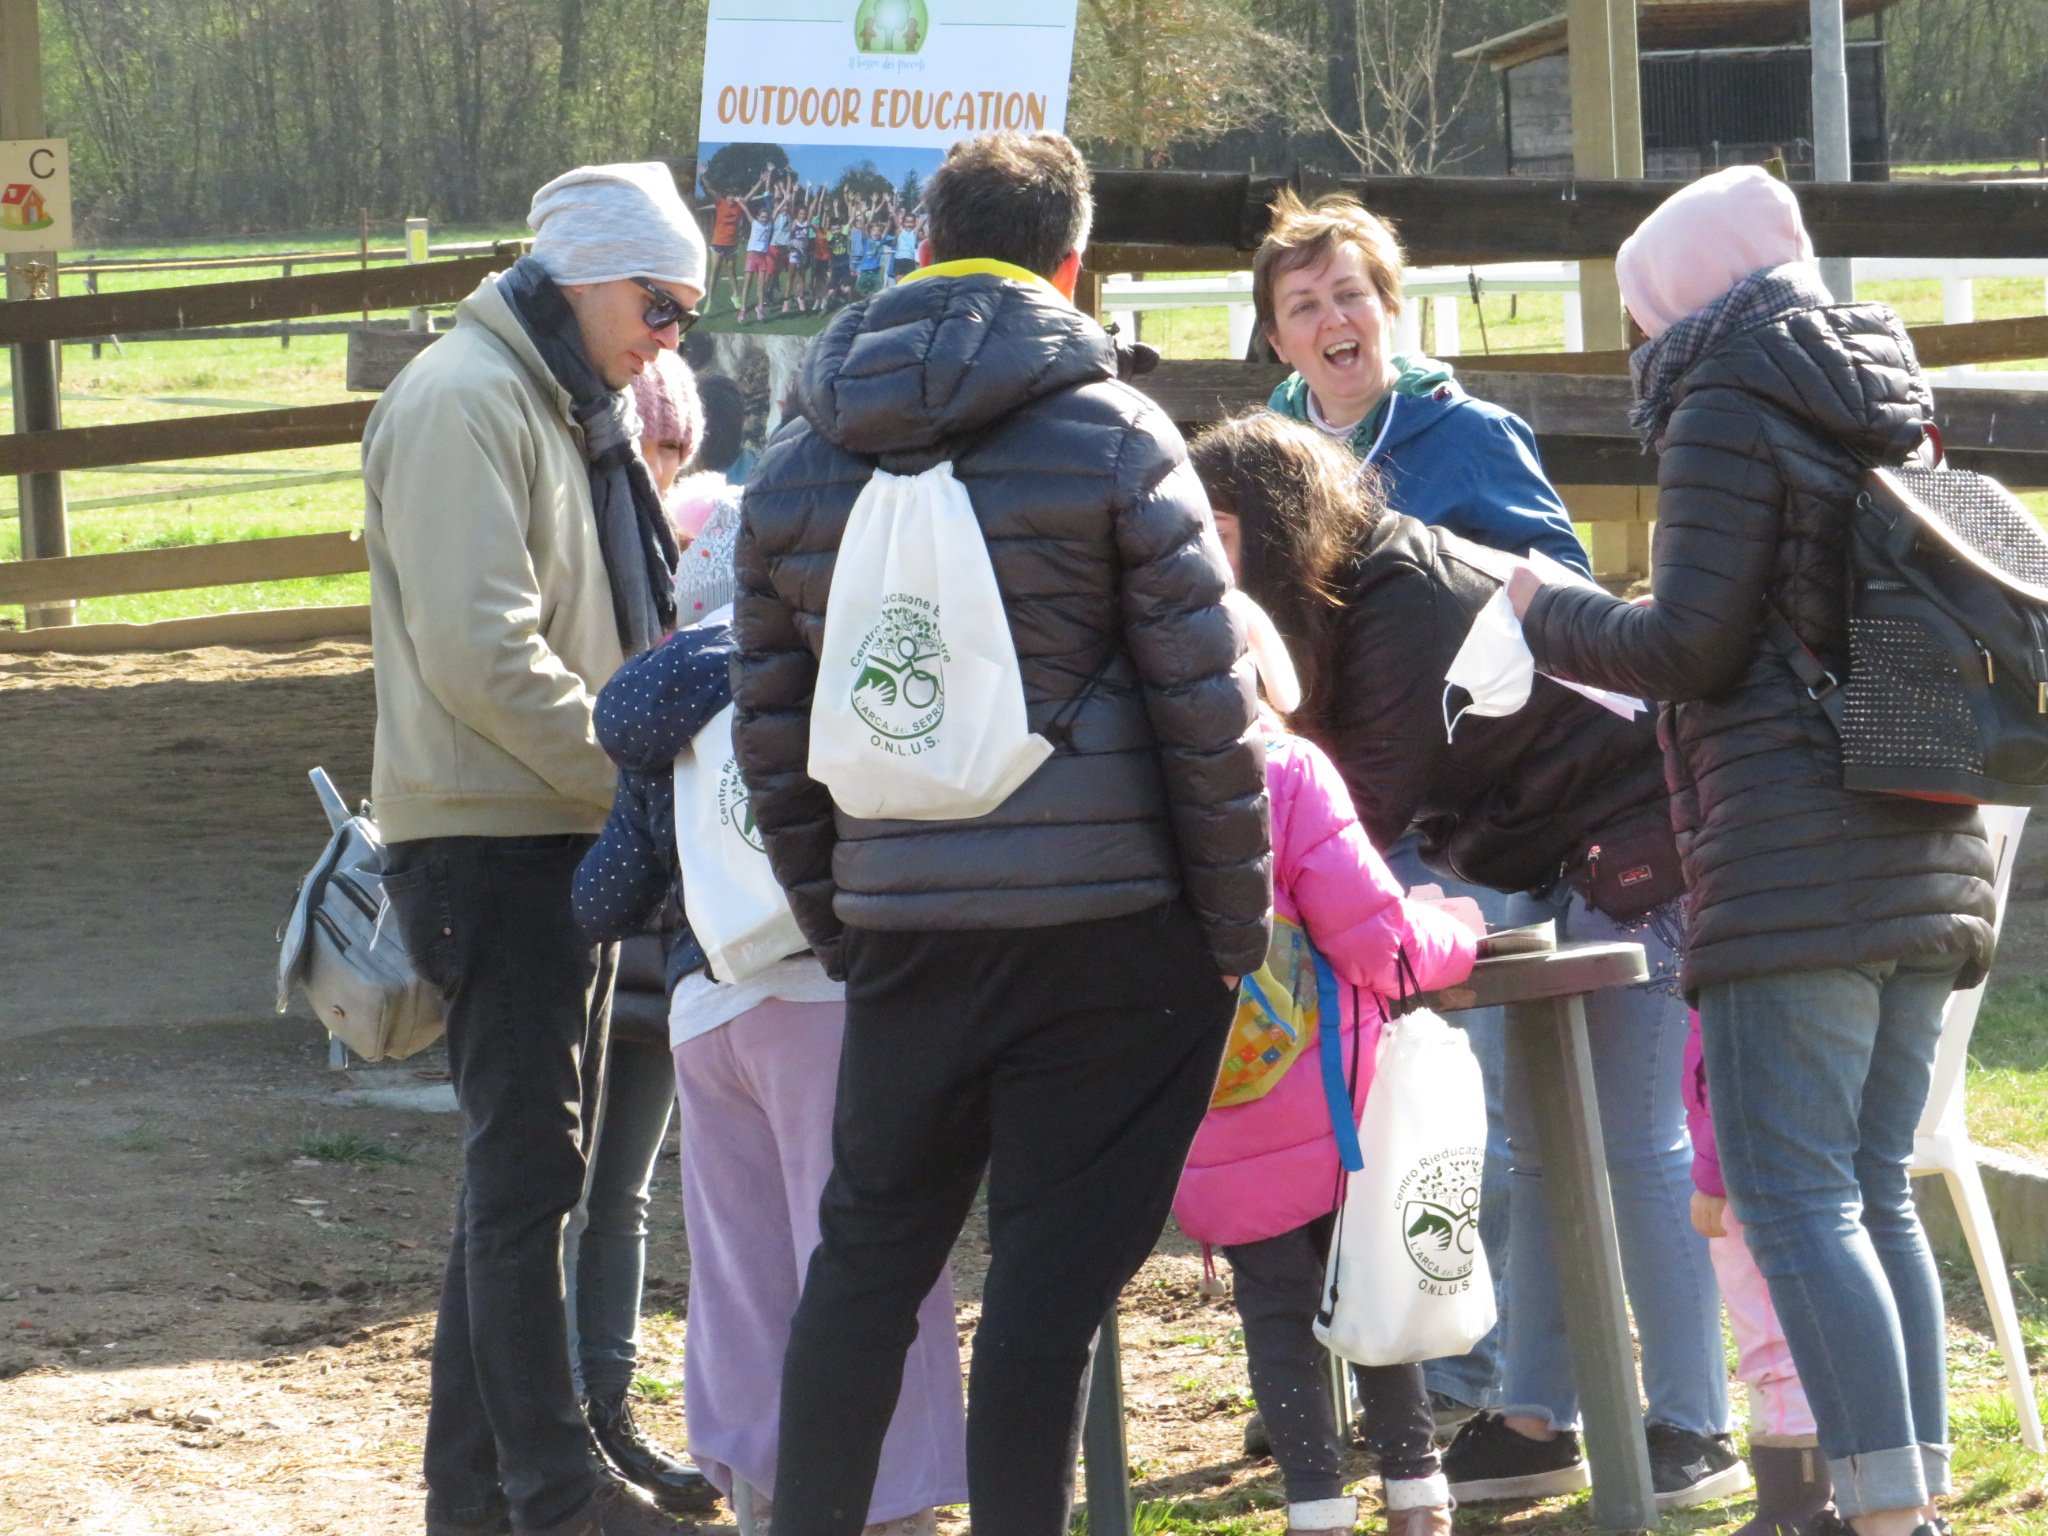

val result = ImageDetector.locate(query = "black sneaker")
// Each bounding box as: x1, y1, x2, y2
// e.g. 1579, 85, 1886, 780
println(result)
1443, 1412, 1589, 1503
1428, 1390, 1482, 1436
1648, 1422, 1752, 1510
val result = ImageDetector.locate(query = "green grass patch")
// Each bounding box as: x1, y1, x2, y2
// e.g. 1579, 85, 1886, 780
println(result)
632, 1373, 682, 1404
1967, 974, 2048, 1160
294, 1130, 413, 1169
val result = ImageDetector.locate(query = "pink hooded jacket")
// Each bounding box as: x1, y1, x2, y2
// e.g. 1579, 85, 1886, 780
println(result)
1173, 730, 1479, 1249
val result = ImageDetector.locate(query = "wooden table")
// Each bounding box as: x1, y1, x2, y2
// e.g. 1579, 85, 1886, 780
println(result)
1080, 940, 1657, 1536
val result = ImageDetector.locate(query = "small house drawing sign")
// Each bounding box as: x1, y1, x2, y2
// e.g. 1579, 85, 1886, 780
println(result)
0, 139, 72, 254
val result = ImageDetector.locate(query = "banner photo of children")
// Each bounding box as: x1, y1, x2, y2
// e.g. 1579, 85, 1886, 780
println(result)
697, 141, 939, 335
692, 0, 1080, 336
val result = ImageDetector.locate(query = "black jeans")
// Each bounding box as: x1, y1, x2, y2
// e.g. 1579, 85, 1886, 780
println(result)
384, 834, 617, 1529
772, 902, 1236, 1536
1226, 1211, 1439, 1503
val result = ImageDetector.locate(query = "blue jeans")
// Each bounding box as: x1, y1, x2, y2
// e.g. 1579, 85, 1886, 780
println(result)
566, 1030, 679, 1402
1699, 960, 1960, 1517
1499, 888, 1729, 1440
1382, 836, 1510, 1412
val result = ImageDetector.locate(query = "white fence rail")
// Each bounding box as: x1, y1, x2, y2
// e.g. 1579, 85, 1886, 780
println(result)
1102, 259, 2048, 388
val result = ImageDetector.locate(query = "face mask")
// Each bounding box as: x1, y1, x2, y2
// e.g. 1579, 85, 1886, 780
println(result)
1443, 586, 1535, 740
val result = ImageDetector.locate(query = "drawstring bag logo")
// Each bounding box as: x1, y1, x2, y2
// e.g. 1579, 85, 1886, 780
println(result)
716, 755, 764, 853
1398, 1148, 1484, 1291
850, 593, 948, 743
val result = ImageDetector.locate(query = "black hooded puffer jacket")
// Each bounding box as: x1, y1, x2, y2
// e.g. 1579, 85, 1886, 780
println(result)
1313, 513, 1674, 900
1524, 301, 1996, 995
731, 272, 1272, 978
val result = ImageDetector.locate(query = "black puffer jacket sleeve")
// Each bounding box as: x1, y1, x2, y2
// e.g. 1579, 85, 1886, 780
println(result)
1525, 398, 1783, 699
730, 510, 847, 977
1112, 437, 1271, 975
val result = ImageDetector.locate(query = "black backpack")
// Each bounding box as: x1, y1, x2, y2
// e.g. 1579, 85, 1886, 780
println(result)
1769, 449, 2048, 806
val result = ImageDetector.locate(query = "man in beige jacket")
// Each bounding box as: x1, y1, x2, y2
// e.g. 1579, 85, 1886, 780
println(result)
364, 163, 703, 1536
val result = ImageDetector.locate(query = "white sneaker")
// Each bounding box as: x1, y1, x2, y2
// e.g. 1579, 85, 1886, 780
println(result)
733, 1479, 774, 1536
861, 1512, 938, 1536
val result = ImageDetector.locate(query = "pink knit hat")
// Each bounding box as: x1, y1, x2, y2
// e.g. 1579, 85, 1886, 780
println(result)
1615, 167, 1817, 340
628, 349, 704, 465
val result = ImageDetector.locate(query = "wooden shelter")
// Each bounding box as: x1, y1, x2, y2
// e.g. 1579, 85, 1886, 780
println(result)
1459, 0, 1906, 181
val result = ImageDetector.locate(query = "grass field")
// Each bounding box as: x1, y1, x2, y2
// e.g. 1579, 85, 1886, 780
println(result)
9, 227, 2048, 626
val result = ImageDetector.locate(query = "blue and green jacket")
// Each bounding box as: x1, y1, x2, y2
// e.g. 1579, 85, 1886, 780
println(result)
1269, 354, 1590, 576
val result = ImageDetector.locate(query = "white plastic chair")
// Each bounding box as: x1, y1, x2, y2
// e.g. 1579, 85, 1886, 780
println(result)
1911, 804, 2044, 1453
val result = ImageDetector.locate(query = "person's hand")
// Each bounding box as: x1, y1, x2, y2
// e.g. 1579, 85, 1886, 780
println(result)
1407, 882, 1443, 902
1422, 895, 1488, 938
1505, 561, 1545, 619
1690, 1190, 1727, 1239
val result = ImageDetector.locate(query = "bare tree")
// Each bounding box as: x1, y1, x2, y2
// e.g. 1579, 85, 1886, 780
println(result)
1325, 0, 1481, 175
1068, 0, 1320, 168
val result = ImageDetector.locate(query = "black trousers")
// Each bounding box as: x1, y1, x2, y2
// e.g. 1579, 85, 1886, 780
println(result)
772, 902, 1236, 1536
384, 834, 617, 1529
1226, 1211, 1439, 1503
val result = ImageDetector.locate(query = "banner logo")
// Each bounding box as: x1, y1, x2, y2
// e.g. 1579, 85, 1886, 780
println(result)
855, 0, 929, 54
851, 594, 946, 740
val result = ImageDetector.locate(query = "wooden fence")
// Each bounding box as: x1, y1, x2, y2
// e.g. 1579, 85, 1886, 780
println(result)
9, 172, 2048, 651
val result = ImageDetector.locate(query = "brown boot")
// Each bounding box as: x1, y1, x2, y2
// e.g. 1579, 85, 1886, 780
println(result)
1384, 1474, 1454, 1536
1732, 1440, 1834, 1536
514, 1478, 699, 1536
1385, 1508, 1454, 1536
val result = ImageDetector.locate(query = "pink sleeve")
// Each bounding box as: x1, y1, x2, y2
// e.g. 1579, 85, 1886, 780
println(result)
1279, 739, 1478, 996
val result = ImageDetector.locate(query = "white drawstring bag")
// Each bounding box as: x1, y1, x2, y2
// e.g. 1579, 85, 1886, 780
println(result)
1315, 1006, 1497, 1366
674, 702, 808, 985
808, 463, 1053, 820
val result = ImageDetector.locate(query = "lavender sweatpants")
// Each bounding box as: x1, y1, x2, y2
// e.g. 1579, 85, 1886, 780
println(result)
672, 1000, 969, 1521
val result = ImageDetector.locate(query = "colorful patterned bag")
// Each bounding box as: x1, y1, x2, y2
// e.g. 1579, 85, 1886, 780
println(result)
1212, 913, 1328, 1108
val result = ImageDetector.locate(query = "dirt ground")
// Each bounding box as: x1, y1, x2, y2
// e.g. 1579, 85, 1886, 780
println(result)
0, 643, 1311, 1534
1, 643, 2042, 1536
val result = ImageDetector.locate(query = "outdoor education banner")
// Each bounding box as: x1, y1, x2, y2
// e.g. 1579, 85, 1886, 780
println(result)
694, 0, 1081, 333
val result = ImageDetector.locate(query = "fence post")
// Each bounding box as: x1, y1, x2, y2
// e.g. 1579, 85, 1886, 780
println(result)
1944, 271, 1976, 379
87, 262, 101, 359
406, 217, 431, 332
280, 260, 293, 349
7, 260, 75, 627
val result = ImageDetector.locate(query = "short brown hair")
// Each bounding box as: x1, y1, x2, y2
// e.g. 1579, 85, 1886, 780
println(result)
923, 132, 1093, 280
1189, 412, 1383, 735
1252, 188, 1406, 342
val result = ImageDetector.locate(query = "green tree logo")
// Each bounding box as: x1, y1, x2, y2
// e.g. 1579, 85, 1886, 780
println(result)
1396, 1150, 1484, 1284
850, 597, 947, 740
854, 0, 929, 55
717, 757, 765, 853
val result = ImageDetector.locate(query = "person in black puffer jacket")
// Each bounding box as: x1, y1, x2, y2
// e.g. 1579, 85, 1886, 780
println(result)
732, 132, 1270, 1536
1510, 168, 1996, 1536
1192, 414, 1738, 1514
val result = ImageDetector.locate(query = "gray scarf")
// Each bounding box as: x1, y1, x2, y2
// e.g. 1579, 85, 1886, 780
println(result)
498, 257, 678, 654
1628, 263, 1836, 447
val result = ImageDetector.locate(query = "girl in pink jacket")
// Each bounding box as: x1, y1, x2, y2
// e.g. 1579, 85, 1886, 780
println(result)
1175, 616, 1481, 1536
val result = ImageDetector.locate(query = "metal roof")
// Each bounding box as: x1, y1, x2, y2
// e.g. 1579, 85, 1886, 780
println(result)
1456, 0, 1906, 71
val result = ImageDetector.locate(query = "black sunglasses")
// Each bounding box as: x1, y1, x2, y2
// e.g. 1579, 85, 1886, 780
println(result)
632, 277, 702, 335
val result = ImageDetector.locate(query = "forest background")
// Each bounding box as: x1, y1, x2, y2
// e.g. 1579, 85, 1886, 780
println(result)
39, 0, 2048, 243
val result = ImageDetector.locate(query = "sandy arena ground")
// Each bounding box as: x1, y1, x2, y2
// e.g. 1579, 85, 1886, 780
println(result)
2, 642, 2042, 1536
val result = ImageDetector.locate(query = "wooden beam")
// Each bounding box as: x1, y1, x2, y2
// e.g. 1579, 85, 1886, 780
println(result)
1083, 171, 2048, 265
0, 254, 510, 347
0, 604, 371, 654
0, 401, 373, 476
0, 530, 367, 606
